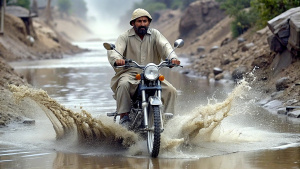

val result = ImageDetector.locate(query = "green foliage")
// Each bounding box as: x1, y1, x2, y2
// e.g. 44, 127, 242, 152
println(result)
251, 0, 300, 28
216, 0, 256, 37
231, 9, 258, 37
7, 0, 30, 9
216, 0, 251, 17
57, 0, 71, 14
146, 2, 167, 14
134, 0, 197, 13
170, 0, 182, 10
134, 0, 166, 14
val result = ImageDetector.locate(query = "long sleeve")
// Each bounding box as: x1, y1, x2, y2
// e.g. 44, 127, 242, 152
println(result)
154, 29, 178, 61
107, 33, 128, 67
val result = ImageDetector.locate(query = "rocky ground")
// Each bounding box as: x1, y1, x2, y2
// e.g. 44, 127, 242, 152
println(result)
153, 1, 300, 118
1, 2, 299, 126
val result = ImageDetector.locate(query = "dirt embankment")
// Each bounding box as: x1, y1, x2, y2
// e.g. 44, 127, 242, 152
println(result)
154, 3, 300, 116
0, 10, 92, 126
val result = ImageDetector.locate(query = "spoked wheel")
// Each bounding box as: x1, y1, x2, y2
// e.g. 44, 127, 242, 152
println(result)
147, 105, 161, 158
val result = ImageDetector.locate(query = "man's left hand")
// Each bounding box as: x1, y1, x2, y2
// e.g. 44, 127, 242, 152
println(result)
171, 59, 181, 65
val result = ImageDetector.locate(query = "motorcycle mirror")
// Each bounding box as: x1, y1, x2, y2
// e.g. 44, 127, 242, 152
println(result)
174, 39, 184, 48
103, 43, 115, 50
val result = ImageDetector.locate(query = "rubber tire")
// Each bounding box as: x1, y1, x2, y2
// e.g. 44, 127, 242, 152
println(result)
147, 105, 161, 158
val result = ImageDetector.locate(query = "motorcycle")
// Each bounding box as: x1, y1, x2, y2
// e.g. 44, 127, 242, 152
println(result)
103, 39, 184, 157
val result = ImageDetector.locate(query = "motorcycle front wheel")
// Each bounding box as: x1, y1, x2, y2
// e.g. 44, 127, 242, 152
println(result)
147, 105, 161, 158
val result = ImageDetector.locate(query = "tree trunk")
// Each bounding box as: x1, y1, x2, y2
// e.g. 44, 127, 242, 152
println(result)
45, 0, 52, 24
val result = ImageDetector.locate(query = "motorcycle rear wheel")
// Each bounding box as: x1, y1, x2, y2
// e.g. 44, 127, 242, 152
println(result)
147, 105, 161, 158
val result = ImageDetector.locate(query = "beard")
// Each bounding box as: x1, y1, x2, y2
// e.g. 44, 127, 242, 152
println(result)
134, 26, 148, 36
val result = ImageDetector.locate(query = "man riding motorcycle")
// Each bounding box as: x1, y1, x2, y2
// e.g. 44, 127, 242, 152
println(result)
107, 8, 181, 126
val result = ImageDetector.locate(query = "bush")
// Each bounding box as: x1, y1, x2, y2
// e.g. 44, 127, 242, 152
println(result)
217, 0, 256, 37
251, 0, 300, 28
231, 10, 257, 37
145, 2, 167, 14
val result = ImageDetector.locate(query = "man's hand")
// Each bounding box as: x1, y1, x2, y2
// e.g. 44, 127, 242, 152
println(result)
115, 59, 125, 66
171, 59, 181, 65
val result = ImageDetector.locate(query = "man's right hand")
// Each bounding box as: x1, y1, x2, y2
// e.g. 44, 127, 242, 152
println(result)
115, 59, 125, 66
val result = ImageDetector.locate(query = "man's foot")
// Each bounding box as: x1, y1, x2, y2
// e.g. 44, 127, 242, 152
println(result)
119, 114, 130, 128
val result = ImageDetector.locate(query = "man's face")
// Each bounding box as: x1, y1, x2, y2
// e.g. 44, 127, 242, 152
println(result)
132, 16, 150, 36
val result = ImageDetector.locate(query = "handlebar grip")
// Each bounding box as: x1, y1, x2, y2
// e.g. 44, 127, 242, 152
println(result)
125, 59, 132, 63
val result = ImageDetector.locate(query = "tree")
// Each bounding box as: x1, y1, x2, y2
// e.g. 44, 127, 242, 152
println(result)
45, 0, 52, 24
57, 0, 71, 15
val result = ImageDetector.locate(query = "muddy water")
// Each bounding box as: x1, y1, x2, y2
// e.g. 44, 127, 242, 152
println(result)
1, 41, 300, 169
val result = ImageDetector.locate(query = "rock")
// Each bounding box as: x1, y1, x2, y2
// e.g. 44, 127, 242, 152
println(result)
221, 37, 231, 46
210, 46, 219, 53
231, 66, 248, 81
288, 12, 300, 53
267, 34, 285, 53
271, 91, 284, 99
241, 43, 255, 52
285, 99, 298, 106
275, 77, 290, 91
200, 54, 206, 59
213, 67, 223, 76
197, 46, 206, 53
23, 119, 35, 125
263, 100, 283, 112
215, 73, 224, 81
256, 26, 269, 35
287, 110, 300, 118
179, 1, 226, 39
258, 97, 272, 106
221, 58, 230, 65
267, 6, 300, 34
277, 107, 287, 115
237, 37, 246, 44
286, 106, 300, 112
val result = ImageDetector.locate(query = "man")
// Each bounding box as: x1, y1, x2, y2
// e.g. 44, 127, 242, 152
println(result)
107, 8, 181, 125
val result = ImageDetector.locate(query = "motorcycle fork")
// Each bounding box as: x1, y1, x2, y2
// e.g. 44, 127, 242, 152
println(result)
157, 81, 164, 130
142, 80, 164, 131
142, 80, 148, 128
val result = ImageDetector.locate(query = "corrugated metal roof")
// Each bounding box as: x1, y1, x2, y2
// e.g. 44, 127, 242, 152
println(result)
6, 6, 37, 18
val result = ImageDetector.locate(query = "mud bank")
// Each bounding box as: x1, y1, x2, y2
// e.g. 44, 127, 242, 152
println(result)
0, 10, 90, 126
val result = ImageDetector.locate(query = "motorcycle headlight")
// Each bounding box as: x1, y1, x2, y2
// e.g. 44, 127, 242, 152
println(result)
144, 63, 159, 81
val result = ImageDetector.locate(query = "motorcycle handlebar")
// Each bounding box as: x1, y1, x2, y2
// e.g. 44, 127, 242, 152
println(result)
114, 59, 182, 69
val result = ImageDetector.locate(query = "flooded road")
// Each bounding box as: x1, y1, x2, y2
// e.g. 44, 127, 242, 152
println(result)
1, 41, 300, 169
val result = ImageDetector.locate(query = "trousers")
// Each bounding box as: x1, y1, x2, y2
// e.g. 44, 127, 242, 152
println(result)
114, 74, 177, 114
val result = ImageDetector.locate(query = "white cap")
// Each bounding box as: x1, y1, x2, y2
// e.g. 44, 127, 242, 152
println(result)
130, 8, 152, 25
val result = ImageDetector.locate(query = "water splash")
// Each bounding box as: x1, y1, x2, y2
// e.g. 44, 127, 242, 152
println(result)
161, 79, 251, 152
9, 85, 138, 147
8, 79, 251, 154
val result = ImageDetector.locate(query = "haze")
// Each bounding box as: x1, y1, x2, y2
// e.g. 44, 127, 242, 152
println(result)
85, 0, 141, 39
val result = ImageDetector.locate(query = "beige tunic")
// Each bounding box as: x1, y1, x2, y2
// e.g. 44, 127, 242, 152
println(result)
107, 27, 178, 114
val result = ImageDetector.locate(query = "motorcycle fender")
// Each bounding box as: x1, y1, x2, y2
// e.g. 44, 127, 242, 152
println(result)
149, 96, 162, 106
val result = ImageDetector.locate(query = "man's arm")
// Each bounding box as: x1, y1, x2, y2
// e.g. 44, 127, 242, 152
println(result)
107, 34, 127, 67
154, 29, 180, 65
